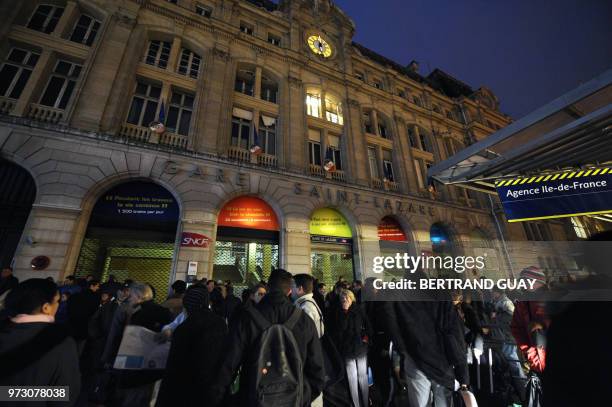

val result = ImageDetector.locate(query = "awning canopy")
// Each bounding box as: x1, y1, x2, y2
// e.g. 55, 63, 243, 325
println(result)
428, 69, 612, 194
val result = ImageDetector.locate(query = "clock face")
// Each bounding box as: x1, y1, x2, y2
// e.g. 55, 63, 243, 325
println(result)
307, 35, 332, 58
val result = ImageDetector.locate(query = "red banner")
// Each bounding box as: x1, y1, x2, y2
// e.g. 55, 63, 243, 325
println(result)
181, 232, 211, 248
378, 216, 407, 241
218, 196, 280, 231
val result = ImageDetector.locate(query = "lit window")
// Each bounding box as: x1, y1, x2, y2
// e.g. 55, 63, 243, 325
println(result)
27, 4, 64, 34
268, 34, 281, 47
145, 40, 172, 69
39, 60, 82, 109
240, 22, 253, 35
571, 218, 588, 239
177, 48, 201, 79
195, 4, 212, 17
325, 97, 343, 125
165, 90, 194, 136
306, 93, 321, 118
126, 81, 161, 127
0, 48, 40, 99
235, 69, 254, 96
70, 14, 101, 46
368, 146, 379, 179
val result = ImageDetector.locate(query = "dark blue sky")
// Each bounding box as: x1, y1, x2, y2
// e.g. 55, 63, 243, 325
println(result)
330, 0, 612, 119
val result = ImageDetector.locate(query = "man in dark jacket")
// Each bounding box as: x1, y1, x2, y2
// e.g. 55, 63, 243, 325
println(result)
0, 266, 18, 296
385, 272, 468, 407
156, 284, 228, 407
67, 279, 101, 354
0, 278, 81, 406
211, 269, 325, 407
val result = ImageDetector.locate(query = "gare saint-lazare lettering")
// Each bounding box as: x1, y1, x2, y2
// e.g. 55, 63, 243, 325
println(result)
162, 160, 437, 217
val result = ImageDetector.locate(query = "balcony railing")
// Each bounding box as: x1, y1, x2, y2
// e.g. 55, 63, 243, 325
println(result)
309, 164, 325, 178
227, 146, 250, 163
257, 153, 277, 168
119, 123, 188, 149
372, 178, 384, 189
28, 104, 64, 124
331, 170, 346, 182
0, 97, 15, 115
385, 180, 400, 192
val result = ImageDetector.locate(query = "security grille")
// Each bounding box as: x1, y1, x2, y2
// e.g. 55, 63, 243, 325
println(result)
311, 244, 354, 287
213, 240, 278, 289
75, 237, 175, 302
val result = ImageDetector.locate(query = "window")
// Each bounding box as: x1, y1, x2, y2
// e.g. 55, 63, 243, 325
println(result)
413, 95, 423, 107
195, 3, 212, 16
368, 146, 379, 179
145, 40, 172, 69
407, 126, 418, 148
231, 115, 251, 150
355, 71, 364, 81
240, 22, 253, 35
27, 4, 64, 34
235, 70, 254, 96
177, 48, 201, 79
363, 111, 373, 134
325, 97, 343, 125
414, 159, 424, 189
378, 122, 389, 139
70, 14, 101, 46
444, 138, 456, 157
571, 217, 588, 239
308, 129, 322, 166
306, 93, 321, 118
0, 48, 40, 99
398, 89, 406, 98
261, 76, 278, 103
419, 132, 432, 153
523, 222, 552, 241
39, 60, 81, 109
445, 110, 454, 121
382, 150, 394, 182
126, 81, 161, 126
165, 90, 194, 136
268, 34, 281, 47
259, 117, 276, 155
432, 104, 442, 114
372, 79, 383, 90
328, 135, 342, 171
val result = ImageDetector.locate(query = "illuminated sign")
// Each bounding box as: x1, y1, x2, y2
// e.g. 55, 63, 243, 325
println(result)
181, 232, 211, 248
495, 168, 612, 222
309, 208, 352, 239
378, 216, 408, 241
218, 196, 280, 231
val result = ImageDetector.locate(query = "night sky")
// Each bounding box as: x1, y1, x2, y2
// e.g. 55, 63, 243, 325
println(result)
326, 0, 612, 119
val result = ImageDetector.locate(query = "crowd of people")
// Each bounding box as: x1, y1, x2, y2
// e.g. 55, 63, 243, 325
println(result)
0, 230, 610, 407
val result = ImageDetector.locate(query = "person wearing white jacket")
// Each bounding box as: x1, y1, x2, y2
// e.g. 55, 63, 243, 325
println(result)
293, 274, 325, 407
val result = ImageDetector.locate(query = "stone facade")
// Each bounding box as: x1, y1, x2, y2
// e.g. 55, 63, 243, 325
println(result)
0, 0, 592, 285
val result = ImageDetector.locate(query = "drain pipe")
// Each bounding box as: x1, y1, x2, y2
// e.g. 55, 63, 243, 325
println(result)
488, 194, 515, 278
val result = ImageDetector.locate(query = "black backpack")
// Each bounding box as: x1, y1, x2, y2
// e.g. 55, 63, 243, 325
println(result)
247, 306, 304, 407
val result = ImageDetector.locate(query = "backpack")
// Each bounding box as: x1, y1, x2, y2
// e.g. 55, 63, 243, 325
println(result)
246, 306, 304, 407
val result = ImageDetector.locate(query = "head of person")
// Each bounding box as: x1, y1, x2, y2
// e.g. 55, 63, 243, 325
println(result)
206, 280, 215, 293
352, 280, 363, 290
60, 292, 70, 302
1, 266, 13, 279
268, 268, 293, 297
86, 274, 94, 282
147, 283, 157, 300
241, 288, 252, 303
519, 266, 547, 292
63, 275, 75, 285
182, 285, 209, 316
76, 278, 88, 289
317, 283, 326, 296
293, 274, 314, 299
171, 280, 187, 296
117, 285, 130, 302
451, 290, 463, 306
5, 278, 60, 318
100, 292, 111, 304
250, 284, 267, 304
491, 287, 505, 301
88, 279, 100, 292
226, 282, 234, 297
107, 274, 117, 283
340, 288, 355, 311
334, 281, 347, 296
129, 282, 153, 305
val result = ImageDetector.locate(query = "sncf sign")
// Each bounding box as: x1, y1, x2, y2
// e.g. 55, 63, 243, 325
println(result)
181, 232, 211, 248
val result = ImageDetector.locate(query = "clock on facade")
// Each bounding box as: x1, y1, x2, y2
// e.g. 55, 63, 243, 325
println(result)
307, 35, 332, 58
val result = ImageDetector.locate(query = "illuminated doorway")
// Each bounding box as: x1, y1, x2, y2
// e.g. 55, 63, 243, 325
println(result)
310, 208, 354, 286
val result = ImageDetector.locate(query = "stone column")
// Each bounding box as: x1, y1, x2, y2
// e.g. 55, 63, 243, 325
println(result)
167, 36, 183, 74
254, 66, 262, 99
345, 98, 369, 186
51, 0, 78, 39
391, 115, 413, 193
286, 73, 306, 173
371, 109, 379, 136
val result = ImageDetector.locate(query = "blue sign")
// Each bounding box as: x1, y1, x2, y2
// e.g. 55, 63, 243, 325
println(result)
495, 168, 612, 222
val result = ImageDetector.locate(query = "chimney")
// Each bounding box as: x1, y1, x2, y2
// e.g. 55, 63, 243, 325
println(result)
408, 60, 419, 73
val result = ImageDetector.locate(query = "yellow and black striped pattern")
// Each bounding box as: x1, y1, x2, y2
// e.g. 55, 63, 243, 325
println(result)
495, 167, 611, 188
